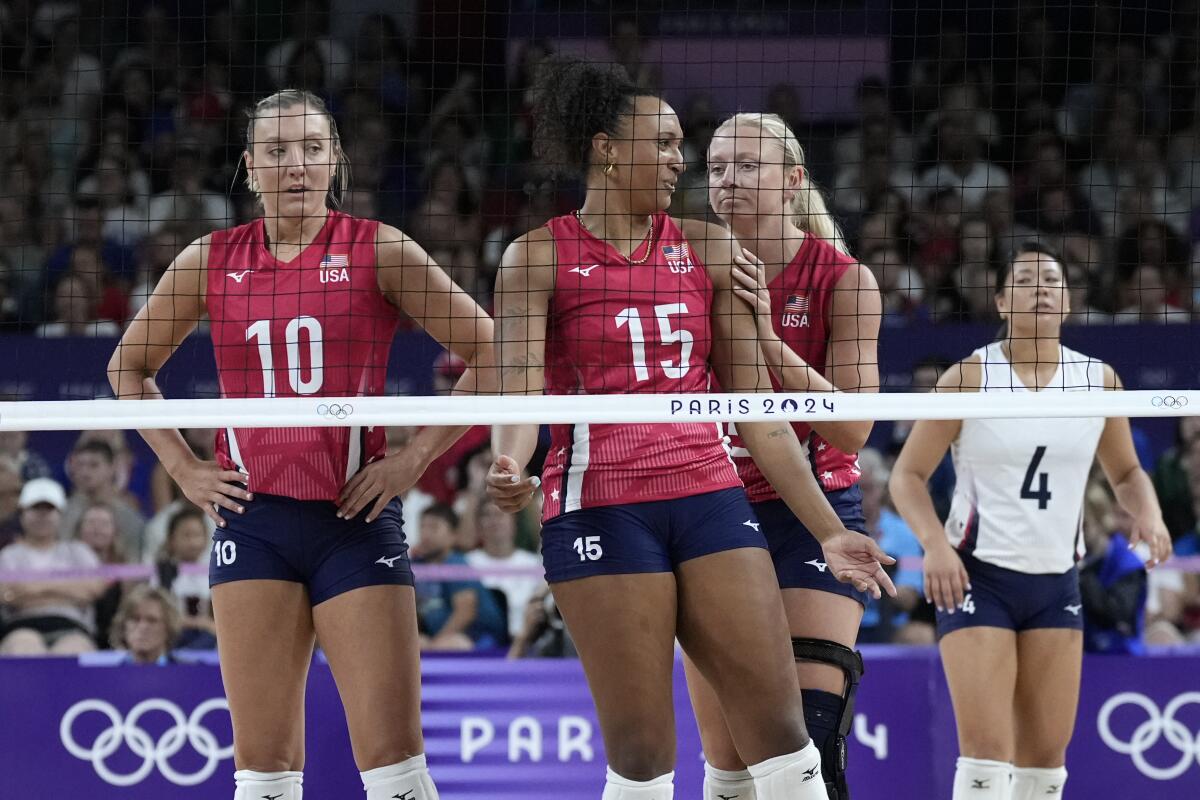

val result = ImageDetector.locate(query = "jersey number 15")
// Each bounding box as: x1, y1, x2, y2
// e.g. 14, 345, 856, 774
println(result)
615, 303, 694, 382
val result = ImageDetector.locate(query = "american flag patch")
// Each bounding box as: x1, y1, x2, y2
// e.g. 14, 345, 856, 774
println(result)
661, 243, 689, 259
784, 294, 809, 313
321, 254, 349, 268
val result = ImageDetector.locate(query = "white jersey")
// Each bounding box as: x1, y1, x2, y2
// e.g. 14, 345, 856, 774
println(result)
944, 342, 1107, 574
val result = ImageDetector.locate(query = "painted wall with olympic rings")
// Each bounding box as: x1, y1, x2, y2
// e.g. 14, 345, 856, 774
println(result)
1, 648, 1198, 798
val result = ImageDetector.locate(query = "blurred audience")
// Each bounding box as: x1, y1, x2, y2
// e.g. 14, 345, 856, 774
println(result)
110, 584, 180, 665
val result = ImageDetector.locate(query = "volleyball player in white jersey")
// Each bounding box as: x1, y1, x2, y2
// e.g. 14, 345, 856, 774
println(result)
889, 243, 1172, 800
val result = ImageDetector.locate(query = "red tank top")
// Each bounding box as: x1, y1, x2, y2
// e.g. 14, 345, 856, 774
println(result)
539, 212, 741, 520
205, 211, 399, 501
732, 234, 862, 501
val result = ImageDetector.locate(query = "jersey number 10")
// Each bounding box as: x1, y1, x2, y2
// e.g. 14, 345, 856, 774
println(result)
1020, 446, 1052, 509
245, 316, 325, 397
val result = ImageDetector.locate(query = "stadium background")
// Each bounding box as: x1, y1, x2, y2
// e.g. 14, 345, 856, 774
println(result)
0, 0, 1197, 797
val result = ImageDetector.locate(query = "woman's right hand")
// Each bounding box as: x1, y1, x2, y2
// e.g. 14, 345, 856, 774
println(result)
923, 541, 971, 613
486, 454, 540, 513
171, 458, 252, 527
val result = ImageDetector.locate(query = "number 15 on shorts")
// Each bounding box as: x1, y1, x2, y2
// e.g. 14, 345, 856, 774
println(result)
573, 536, 603, 562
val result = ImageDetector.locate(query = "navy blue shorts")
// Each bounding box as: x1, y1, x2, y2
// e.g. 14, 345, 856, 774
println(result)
754, 485, 871, 608
209, 493, 413, 606
936, 554, 1083, 639
540, 487, 766, 583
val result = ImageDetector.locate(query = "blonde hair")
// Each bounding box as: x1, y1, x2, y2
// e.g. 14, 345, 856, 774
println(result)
243, 89, 350, 209
110, 584, 182, 652
714, 112, 849, 254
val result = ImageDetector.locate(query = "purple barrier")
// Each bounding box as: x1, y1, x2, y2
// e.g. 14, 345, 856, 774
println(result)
1, 649, 1198, 798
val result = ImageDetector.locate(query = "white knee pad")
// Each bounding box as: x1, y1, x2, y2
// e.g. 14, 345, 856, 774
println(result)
601, 767, 675, 799
953, 757, 1012, 800
233, 770, 303, 800
746, 741, 825, 800
1011, 766, 1067, 800
704, 762, 756, 800
360, 754, 439, 800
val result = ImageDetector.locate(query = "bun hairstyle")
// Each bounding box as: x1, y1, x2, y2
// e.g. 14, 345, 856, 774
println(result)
994, 240, 1067, 340
243, 89, 350, 208
713, 112, 849, 254
532, 56, 648, 177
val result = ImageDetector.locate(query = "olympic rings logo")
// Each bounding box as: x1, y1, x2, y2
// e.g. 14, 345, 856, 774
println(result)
1151, 396, 1189, 409
317, 402, 354, 419
1097, 692, 1200, 780
60, 698, 232, 786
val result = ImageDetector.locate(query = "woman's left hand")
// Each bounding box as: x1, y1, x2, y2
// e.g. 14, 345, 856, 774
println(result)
1128, 513, 1173, 569
338, 446, 430, 523
731, 248, 773, 320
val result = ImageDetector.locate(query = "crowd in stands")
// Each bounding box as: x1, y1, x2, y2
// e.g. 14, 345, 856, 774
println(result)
0, 2, 1197, 660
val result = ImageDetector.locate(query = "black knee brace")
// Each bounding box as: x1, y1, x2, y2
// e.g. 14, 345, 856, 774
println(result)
792, 638, 865, 800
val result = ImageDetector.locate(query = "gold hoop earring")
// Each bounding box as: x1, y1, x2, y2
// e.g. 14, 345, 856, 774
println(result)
603, 161, 615, 176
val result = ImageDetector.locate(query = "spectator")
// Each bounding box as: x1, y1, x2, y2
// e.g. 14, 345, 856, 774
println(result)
262, 0, 352, 91
1113, 263, 1189, 323
35, 271, 120, 337
465, 497, 544, 640
42, 198, 137, 292
109, 584, 180, 665
1153, 417, 1200, 540
0, 196, 47, 299
151, 506, 216, 649
61, 439, 146, 560
607, 16, 662, 92
888, 358, 956, 520
508, 585, 576, 659
0, 431, 51, 482
1079, 483, 1149, 655
0, 478, 103, 655
856, 449, 932, 644
0, 457, 22, 547
126, 225, 186, 321
861, 243, 927, 324
74, 501, 127, 648
406, 157, 483, 251
146, 136, 235, 237
918, 88, 1009, 212
931, 215, 998, 322
834, 78, 915, 173
76, 153, 151, 248
1064, 259, 1114, 325
412, 504, 507, 651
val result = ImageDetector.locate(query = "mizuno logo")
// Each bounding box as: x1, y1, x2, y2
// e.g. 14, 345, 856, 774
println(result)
972, 779, 990, 789
392, 792, 415, 800
743, 519, 760, 531
801, 765, 819, 781
806, 559, 829, 573
717, 795, 739, 800
1064, 604, 1082, 616
570, 264, 599, 277
227, 270, 251, 283
376, 554, 404, 568
1046, 787, 1062, 795
262, 795, 283, 800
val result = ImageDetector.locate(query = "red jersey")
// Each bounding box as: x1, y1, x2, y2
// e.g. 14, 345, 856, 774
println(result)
205, 211, 400, 500
732, 235, 862, 502
539, 212, 741, 520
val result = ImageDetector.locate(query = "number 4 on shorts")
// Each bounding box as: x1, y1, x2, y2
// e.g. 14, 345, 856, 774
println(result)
573, 536, 603, 562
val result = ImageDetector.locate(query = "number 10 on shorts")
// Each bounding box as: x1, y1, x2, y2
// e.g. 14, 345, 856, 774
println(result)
213, 540, 237, 566
573, 536, 603, 562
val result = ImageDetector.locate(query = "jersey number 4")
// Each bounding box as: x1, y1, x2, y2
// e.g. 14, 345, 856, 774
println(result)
615, 304, 694, 382
1020, 446, 1052, 509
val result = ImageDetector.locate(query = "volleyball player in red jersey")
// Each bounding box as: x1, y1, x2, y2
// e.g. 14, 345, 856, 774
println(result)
486, 57, 894, 800
108, 90, 492, 800
685, 113, 883, 800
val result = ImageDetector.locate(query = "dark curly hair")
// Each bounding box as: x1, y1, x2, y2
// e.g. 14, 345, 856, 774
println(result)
532, 56, 649, 177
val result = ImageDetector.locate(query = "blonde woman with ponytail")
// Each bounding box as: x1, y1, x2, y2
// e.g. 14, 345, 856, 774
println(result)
687, 113, 886, 800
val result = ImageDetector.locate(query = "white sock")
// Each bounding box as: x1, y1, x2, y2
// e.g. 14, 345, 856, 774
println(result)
704, 762, 756, 800
953, 757, 1012, 800
233, 770, 302, 800
1011, 766, 1067, 799
360, 754, 439, 800
746, 741, 825, 800
601, 766, 675, 799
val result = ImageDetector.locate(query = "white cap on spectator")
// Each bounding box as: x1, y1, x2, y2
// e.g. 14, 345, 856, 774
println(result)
18, 477, 66, 511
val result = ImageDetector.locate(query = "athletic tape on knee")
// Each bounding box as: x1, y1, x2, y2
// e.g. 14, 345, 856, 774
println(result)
703, 762, 756, 800
1011, 766, 1066, 800
233, 769, 303, 800
360, 754, 439, 800
747, 741, 826, 800
601, 766, 675, 800
953, 758, 1012, 800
